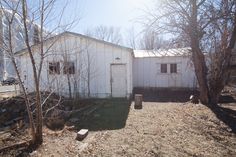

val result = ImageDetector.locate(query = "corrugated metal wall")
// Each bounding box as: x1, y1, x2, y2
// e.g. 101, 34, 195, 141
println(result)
20, 33, 133, 98
133, 56, 197, 89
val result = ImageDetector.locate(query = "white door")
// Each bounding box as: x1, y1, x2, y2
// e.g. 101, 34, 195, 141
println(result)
111, 64, 127, 97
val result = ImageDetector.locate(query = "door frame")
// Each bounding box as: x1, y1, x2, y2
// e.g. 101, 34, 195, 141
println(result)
110, 63, 127, 98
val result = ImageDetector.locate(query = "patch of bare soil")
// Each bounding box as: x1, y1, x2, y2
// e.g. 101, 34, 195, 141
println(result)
79, 102, 236, 157
28, 127, 97, 157
1, 101, 236, 157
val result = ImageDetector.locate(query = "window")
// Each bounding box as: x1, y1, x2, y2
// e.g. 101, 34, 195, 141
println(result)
170, 63, 177, 73
49, 62, 60, 74
161, 64, 167, 73
63, 62, 75, 74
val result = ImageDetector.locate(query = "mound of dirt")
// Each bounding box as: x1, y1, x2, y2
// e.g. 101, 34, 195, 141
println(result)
0, 92, 67, 130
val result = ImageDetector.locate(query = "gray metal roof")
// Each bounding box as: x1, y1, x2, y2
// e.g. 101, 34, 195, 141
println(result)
133, 48, 192, 58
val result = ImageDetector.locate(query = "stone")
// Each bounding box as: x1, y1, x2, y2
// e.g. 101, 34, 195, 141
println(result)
66, 125, 75, 131
29, 150, 37, 156
190, 94, 199, 104
76, 129, 88, 141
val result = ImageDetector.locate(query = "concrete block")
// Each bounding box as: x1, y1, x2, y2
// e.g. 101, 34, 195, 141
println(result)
76, 129, 88, 141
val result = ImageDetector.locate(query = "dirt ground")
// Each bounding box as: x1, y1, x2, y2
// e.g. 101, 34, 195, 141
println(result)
14, 101, 235, 157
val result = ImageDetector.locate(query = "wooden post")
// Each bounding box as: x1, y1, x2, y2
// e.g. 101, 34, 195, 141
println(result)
134, 94, 143, 109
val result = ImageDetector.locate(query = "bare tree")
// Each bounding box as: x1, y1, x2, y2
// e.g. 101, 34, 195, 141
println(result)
126, 26, 138, 49
0, 0, 77, 147
126, 26, 170, 50
0, 0, 36, 144
85, 25, 123, 45
57, 35, 82, 99
139, 29, 167, 50
80, 38, 98, 98
145, 0, 236, 105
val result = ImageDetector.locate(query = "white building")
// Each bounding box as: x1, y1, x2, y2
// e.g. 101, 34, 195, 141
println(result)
0, 8, 41, 81
133, 48, 197, 89
16, 31, 198, 98
17, 32, 133, 98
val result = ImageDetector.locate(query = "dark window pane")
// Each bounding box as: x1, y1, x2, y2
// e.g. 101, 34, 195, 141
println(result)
63, 62, 75, 74
170, 63, 177, 73
161, 64, 167, 73
49, 62, 60, 74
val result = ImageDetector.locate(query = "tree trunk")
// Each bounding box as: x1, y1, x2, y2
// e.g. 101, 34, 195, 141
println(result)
192, 49, 209, 104
67, 75, 72, 99
35, 85, 43, 145
208, 90, 220, 106
7, 19, 36, 142
22, 0, 43, 145
190, 0, 209, 105
207, 5, 236, 106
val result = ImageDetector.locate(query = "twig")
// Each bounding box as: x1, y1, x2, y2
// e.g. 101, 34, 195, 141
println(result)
44, 96, 62, 117
0, 140, 32, 153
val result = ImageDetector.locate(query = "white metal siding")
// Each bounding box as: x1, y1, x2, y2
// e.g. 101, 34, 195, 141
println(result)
133, 56, 197, 88
19, 33, 133, 98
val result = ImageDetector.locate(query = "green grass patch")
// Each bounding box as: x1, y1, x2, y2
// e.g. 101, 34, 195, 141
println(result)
72, 98, 131, 131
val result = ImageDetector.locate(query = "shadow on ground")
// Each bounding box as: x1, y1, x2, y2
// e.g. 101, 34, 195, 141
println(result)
209, 105, 236, 134
219, 95, 236, 103
70, 99, 131, 131
133, 87, 198, 102
210, 91, 236, 134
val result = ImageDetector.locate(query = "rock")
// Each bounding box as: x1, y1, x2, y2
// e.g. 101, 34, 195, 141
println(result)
76, 129, 88, 141
190, 95, 194, 100
66, 125, 76, 131
227, 128, 232, 132
29, 151, 37, 156
190, 94, 199, 104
